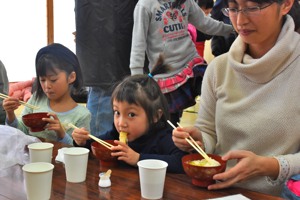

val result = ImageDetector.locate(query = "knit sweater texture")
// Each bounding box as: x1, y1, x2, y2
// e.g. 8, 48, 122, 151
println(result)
196, 15, 300, 196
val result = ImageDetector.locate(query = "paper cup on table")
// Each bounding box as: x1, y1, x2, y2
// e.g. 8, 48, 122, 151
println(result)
22, 162, 54, 200
63, 147, 89, 183
28, 142, 54, 163
137, 159, 168, 199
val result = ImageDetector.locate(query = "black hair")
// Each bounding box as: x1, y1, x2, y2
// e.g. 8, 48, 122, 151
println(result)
172, 0, 214, 10
225, 0, 284, 5
34, 43, 83, 100
172, 0, 187, 9
195, 0, 214, 9
111, 55, 170, 130
225, 0, 299, 32
288, 0, 300, 32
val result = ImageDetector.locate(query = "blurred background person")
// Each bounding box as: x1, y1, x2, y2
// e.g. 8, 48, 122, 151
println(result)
210, 0, 237, 57
74, 0, 138, 136
288, 0, 300, 33
191, 0, 215, 58
130, 0, 234, 125
0, 60, 8, 124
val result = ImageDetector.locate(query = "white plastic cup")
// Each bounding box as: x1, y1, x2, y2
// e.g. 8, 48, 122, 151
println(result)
22, 162, 54, 200
137, 159, 168, 199
63, 147, 89, 183
28, 142, 54, 163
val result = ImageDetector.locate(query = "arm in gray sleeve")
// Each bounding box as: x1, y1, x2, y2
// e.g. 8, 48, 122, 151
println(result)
130, 4, 150, 75
188, 0, 233, 37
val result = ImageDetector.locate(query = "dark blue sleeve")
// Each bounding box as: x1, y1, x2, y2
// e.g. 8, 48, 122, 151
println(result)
139, 130, 188, 174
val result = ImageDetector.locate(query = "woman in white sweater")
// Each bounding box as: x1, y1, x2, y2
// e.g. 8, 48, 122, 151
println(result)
172, 0, 300, 196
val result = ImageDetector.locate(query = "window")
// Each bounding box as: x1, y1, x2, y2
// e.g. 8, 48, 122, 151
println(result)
0, 0, 75, 82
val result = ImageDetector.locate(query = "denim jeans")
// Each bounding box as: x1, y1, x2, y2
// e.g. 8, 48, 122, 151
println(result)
87, 87, 114, 137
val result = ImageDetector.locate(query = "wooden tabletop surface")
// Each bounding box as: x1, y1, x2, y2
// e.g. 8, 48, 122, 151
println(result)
0, 141, 284, 200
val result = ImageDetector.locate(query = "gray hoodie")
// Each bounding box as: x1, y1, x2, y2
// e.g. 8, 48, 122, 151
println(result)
130, 0, 233, 78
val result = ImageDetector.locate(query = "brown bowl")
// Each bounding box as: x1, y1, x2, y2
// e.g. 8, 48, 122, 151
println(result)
182, 153, 227, 187
22, 112, 49, 132
91, 140, 118, 167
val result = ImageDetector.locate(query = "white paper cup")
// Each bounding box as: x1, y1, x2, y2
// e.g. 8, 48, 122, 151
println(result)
63, 147, 89, 183
137, 159, 168, 199
28, 142, 54, 163
22, 162, 54, 200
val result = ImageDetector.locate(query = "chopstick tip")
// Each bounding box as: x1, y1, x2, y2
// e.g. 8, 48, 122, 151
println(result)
167, 120, 177, 129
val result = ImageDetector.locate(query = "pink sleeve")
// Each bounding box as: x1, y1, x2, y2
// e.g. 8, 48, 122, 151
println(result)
188, 24, 197, 43
11, 90, 23, 100
23, 87, 32, 102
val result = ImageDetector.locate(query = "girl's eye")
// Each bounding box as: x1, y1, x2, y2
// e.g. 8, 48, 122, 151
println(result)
113, 110, 120, 116
50, 78, 57, 83
128, 113, 136, 118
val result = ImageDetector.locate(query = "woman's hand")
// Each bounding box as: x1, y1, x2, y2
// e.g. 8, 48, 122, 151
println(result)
172, 126, 204, 152
111, 140, 140, 166
208, 150, 279, 190
71, 127, 90, 146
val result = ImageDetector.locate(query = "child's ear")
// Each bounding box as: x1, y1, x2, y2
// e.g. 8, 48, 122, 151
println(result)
153, 109, 163, 123
68, 71, 76, 84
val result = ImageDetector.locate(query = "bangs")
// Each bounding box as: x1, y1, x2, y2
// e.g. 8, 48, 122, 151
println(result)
36, 55, 59, 77
112, 81, 146, 106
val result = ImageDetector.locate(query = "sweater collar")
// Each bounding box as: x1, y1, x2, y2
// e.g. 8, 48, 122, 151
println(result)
228, 15, 299, 84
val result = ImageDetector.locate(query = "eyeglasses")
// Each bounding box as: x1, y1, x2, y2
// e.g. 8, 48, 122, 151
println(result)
221, 3, 273, 17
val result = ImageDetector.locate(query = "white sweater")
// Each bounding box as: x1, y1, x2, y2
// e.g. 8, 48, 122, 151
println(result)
196, 15, 300, 196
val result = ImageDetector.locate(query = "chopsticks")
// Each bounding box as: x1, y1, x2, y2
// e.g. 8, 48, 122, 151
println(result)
167, 120, 213, 164
67, 122, 113, 150
0, 93, 39, 110
89, 134, 113, 150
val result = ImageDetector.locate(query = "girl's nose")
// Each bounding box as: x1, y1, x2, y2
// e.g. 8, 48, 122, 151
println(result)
117, 116, 127, 128
44, 80, 52, 88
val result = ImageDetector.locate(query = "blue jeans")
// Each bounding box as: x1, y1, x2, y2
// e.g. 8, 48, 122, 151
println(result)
87, 87, 114, 137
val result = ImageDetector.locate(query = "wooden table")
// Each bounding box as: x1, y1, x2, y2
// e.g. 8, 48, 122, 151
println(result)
0, 141, 283, 200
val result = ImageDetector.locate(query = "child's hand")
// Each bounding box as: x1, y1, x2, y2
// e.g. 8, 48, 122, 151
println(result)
72, 127, 90, 146
111, 140, 140, 166
2, 97, 20, 116
43, 113, 65, 139
2, 97, 20, 123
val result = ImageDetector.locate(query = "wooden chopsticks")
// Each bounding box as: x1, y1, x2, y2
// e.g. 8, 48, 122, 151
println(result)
89, 134, 113, 150
167, 120, 213, 164
67, 122, 113, 150
0, 93, 39, 110
185, 136, 213, 163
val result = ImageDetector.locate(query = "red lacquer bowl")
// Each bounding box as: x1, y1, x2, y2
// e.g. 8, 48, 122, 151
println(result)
182, 153, 227, 187
22, 112, 49, 132
91, 140, 118, 167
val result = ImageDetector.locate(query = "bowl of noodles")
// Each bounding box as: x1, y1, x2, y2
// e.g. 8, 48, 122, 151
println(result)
182, 153, 227, 187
